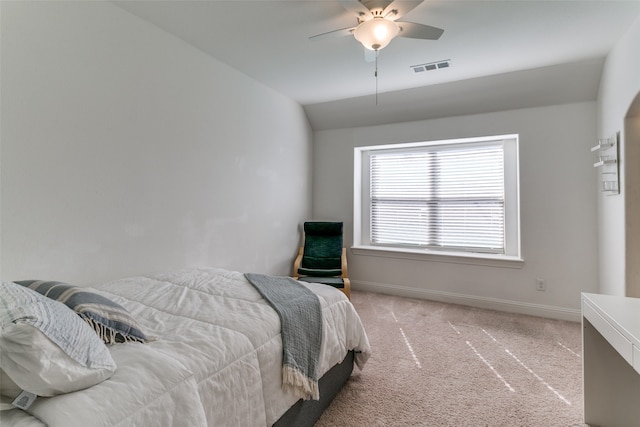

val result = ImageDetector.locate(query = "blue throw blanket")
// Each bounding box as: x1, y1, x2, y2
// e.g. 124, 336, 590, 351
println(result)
244, 273, 323, 400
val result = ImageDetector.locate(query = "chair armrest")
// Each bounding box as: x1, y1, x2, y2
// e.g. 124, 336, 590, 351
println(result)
292, 247, 304, 278
341, 247, 348, 278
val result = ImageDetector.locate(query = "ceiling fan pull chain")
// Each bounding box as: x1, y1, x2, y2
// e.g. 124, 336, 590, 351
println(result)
375, 50, 379, 105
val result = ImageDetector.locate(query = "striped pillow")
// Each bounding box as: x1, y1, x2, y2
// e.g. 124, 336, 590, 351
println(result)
15, 280, 147, 345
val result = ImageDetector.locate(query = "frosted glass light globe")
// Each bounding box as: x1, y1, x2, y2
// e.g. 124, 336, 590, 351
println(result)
354, 17, 400, 51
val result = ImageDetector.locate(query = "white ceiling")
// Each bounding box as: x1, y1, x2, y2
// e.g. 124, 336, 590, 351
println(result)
113, 0, 640, 129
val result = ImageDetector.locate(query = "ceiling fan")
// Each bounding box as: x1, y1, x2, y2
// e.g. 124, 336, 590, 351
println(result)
311, 0, 444, 56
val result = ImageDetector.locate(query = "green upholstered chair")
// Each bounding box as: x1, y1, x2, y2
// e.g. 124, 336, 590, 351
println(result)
293, 221, 351, 299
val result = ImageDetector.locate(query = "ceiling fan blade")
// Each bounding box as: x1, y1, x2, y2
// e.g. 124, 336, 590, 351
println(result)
309, 26, 355, 41
382, 0, 423, 21
397, 21, 444, 40
337, 0, 373, 20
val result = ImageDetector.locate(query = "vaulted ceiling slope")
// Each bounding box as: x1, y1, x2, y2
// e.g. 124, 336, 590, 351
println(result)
113, 1, 640, 130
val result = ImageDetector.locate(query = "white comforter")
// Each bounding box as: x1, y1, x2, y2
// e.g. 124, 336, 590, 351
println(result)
5, 268, 370, 427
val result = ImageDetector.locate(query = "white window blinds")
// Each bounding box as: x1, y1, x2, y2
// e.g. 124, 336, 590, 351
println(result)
370, 142, 505, 253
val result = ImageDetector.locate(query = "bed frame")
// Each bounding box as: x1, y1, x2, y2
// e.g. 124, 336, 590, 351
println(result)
274, 351, 354, 427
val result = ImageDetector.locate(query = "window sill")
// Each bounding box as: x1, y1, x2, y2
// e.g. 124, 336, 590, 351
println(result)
350, 245, 524, 269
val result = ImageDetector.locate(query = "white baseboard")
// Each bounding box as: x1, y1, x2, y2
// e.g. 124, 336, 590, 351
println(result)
352, 280, 582, 322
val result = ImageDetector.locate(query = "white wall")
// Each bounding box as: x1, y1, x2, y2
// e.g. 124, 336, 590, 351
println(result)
0, 1, 312, 284
314, 102, 599, 320
597, 15, 640, 296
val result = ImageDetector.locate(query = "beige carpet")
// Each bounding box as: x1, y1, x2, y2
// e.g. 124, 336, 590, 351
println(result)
316, 291, 590, 427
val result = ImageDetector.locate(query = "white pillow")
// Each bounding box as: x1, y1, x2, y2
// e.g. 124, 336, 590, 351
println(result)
0, 282, 116, 402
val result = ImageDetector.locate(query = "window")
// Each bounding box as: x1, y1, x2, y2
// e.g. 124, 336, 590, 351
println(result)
354, 135, 521, 262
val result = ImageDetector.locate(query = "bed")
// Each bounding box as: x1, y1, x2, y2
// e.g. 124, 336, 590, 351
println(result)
0, 267, 371, 426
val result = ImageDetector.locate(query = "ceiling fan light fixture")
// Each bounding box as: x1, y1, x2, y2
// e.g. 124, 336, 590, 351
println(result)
354, 17, 400, 51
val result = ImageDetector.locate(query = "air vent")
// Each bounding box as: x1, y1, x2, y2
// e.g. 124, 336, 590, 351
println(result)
411, 59, 451, 73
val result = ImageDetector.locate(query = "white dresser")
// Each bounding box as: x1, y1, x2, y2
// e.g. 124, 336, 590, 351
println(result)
582, 293, 640, 426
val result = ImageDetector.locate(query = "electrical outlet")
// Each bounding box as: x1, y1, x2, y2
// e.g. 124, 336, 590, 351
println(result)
536, 278, 546, 291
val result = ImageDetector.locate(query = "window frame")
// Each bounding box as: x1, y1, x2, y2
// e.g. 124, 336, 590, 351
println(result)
353, 134, 523, 267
